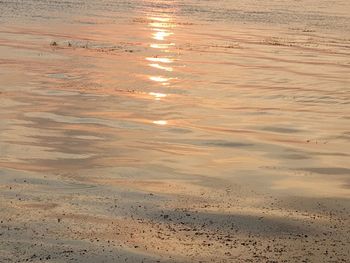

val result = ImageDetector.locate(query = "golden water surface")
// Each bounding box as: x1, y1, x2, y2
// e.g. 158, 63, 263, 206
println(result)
0, 0, 349, 198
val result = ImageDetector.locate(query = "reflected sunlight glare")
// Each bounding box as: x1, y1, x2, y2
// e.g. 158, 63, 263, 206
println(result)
153, 120, 168, 125
149, 76, 170, 82
149, 63, 173, 71
149, 22, 174, 28
150, 43, 175, 49
149, 92, 167, 100
152, 30, 173, 41
146, 57, 174, 63
148, 17, 171, 22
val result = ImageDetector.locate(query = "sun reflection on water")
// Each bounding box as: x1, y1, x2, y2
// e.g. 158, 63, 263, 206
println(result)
149, 91, 167, 101
146, 57, 174, 63
149, 17, 171, 22
145, 14, 177, 124
149, 76, 170, 82
152, 30, 173, 41
149, 92, 167, 99
148, 22, 175, 28
153, 120, 168, 125
150, 43, 175, 49
148, 63, 173, 72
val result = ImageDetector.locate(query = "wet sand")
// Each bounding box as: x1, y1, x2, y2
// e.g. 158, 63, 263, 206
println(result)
0, 0, 350, 262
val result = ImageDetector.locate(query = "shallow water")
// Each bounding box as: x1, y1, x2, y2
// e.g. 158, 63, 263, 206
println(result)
0, 0, 350, 198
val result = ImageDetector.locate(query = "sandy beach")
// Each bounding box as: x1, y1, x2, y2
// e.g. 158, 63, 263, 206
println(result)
0, 0, 350, 262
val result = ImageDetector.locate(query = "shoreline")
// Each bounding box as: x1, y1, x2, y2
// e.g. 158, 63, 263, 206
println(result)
1, 0, 350, 262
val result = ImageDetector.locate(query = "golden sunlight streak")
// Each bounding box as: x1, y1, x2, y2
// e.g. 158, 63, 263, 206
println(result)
149, 76, 172, 83
153, 120, 168, 125
152, 30, 173, 41
148, 22, 174, 28
148, 17, 171, 22
148, 63, 173, 72
150, 43, 175, 49
149, 92, 167, 100
146, 57, 174, 64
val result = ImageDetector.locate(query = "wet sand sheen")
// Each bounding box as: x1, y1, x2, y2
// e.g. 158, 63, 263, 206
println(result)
0, 0, 350, 262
